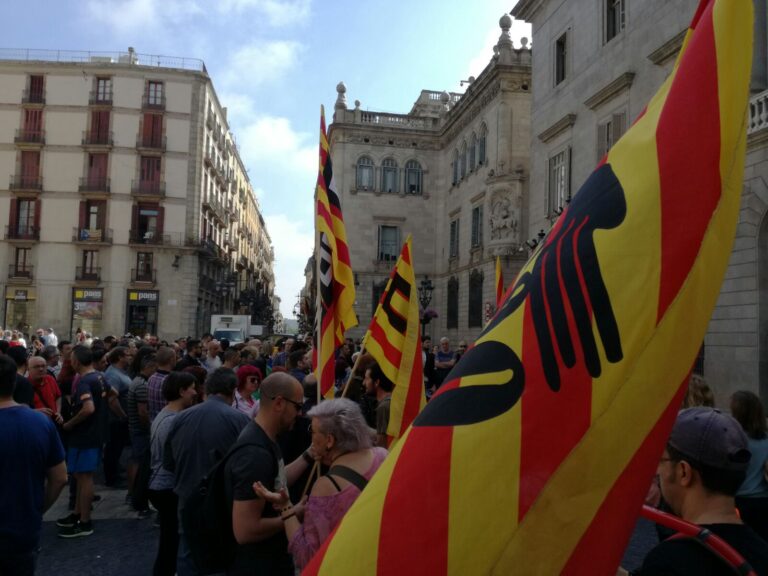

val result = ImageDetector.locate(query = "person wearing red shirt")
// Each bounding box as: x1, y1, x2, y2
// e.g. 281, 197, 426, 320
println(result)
28, 355, 63, 425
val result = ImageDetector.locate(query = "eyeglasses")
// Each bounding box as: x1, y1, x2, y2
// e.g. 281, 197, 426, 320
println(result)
273, 396, 303, 411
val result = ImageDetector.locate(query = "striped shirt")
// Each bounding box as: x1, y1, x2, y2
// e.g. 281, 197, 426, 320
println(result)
147, 370, 170, 422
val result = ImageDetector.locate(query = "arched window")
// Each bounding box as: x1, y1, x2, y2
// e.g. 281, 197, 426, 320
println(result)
469, 133, 477, 172
452, 150, 459, 185
478, 124, 487, 165
356, 156, 374, 190
381, 158, 398, 193
405, 160, 423, 195
447, 276, 459, 329
468, 269, 484, 327
460, 141, 467, 179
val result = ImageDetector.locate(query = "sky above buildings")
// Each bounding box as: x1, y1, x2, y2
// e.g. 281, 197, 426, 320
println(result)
4, 0, 530, 319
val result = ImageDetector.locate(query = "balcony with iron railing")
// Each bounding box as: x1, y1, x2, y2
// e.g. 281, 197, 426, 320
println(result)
131, 268, 156, 284
8, 264, 33, 282
136, 135, 166, 151
131, 180, 166, 197
78, 176, 110, 194
72, 227, 113, 244
89, 90, 113, 106
21, 89, 45, 105
14, 129, 45, 145
129, 229, 167, 245
82, 130, 113, 147
9, 175, 42, 191
142, 94, 166, 111
5, 225, 40, 241
75, 266, 101, 282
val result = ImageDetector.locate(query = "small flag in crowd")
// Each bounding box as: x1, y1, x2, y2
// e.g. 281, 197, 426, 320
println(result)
314, 105, 357, 399
361, 235, 425, 445
303, 0, 752, 573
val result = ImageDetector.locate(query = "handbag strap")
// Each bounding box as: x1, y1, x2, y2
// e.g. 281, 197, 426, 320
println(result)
326, 464, 368, 492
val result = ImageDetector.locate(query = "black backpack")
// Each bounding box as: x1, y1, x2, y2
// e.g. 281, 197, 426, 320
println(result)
181, 442, 258, 575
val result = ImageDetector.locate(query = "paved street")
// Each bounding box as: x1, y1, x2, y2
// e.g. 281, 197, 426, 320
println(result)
39, 486, 156, 575
37, 482, 659, 575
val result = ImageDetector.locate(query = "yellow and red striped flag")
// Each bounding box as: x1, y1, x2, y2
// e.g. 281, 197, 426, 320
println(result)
315, 106, 357, 398
303, 0, 752, 573
495, 256, 504, 308
360, 235, 425, 446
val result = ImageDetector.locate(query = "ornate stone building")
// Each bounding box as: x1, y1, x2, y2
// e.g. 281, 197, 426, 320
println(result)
329, 15, 531, 343
511, 0, 768, 403
0, 48, 275, 340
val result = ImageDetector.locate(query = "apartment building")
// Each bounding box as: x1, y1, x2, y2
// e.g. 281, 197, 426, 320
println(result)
326, 15, 531, 342
511, 0, 768, 403
0, 48, 275, 340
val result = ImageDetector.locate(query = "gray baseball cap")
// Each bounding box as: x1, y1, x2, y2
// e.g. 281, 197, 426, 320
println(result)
668, 408, 751, 471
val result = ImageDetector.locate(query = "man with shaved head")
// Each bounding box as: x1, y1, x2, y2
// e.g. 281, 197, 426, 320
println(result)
226, 372, 315, 575
28, 355, 63, 425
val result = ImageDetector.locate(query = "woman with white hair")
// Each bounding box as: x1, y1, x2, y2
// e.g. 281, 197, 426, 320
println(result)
253, 398, 387, 570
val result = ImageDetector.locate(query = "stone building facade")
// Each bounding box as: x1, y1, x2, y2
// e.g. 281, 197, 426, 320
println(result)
0, 48, 275, 341
511, 0, 768, 404
328, 16, 531, 343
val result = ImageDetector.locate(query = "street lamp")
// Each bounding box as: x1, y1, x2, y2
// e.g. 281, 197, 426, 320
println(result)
418, 276, 434, 338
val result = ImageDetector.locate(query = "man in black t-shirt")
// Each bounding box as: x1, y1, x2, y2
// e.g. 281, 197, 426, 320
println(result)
56, 345, 112, 538
225, 372, 315, 576
621, 408, 768, 575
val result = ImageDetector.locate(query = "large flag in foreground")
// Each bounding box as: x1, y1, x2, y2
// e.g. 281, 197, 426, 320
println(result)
495, 256, 504, 308
360, 235, 425, 445
315, 106, 357, 398
304, 0, 752, 573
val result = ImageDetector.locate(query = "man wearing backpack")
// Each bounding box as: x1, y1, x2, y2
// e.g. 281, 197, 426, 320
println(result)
163, 368, 250, 576
225, 372, 315, 576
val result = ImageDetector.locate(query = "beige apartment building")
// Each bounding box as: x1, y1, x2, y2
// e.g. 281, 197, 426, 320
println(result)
326, 15, 531, 343
0, 48, 275, 341
511, 0, 768, 403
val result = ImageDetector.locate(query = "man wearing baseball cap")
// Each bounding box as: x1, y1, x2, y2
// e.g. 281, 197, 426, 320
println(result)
633, 407, 768, 575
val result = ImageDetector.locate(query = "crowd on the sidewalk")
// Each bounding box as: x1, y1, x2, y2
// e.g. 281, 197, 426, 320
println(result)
1, 328, 768, 575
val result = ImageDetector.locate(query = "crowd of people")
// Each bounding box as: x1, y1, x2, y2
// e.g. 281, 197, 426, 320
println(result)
1, 327, 768, 575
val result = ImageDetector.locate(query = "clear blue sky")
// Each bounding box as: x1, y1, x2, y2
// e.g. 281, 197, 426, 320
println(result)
3, 0, 530, 318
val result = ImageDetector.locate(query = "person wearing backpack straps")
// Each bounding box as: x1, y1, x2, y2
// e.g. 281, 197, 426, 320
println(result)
618, 408, 768, 575
254, 397, 388, 571
224, 372, 317, 576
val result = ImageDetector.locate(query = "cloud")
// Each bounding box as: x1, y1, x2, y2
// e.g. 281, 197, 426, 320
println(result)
463, 16, 532, 90
264, 214, 314, 316
82, 0, 202, 37
235, 114, 317, 180
217, 0, 311, 27
221, 40, 303, 90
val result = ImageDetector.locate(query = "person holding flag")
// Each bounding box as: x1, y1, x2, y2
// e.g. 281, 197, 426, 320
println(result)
302, 0, 755, 573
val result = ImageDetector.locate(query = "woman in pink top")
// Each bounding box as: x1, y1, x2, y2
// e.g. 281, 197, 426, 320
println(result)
254, 398, 387, 569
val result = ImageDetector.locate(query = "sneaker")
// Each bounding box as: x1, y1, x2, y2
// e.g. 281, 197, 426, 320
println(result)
58, 520, 94, 538
137, 508, 153, 519
55, 513, 80, 528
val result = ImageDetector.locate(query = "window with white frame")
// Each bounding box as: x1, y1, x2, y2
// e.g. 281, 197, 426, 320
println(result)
547, 147, 571, 215
449, 218, 460, 259
605, 0, 626, 43
555, 33, 568, 86
381, 158, 398, 193
478, 124, 487, 165
471, 205, 483, 248
597, 111, 627, 159
405, 160, 422, 194
356, 156, 374, 190
460, 142, 467, 179
377, 225, 400, 262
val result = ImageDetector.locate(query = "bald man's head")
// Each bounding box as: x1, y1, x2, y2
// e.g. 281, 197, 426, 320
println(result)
259, 372, 303, 407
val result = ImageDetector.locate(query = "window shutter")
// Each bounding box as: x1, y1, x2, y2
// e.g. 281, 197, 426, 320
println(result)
613, 112, 627, 141
34, 199, 41, 233
8, 198, 17, 230
78, 201, 87, 230
597, 122, 608, 159
156, 206, 165, 236
566, 146, 572, 201
96, 200, 107, 230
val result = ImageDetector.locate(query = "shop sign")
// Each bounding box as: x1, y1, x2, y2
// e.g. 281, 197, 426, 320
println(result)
128, 290, 158, 303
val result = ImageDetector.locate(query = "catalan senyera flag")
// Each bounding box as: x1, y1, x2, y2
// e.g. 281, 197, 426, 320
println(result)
495, 256, 504, 308
304, 0, 752, 573
360, 236, 425, 445
315, 106, 357, 398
